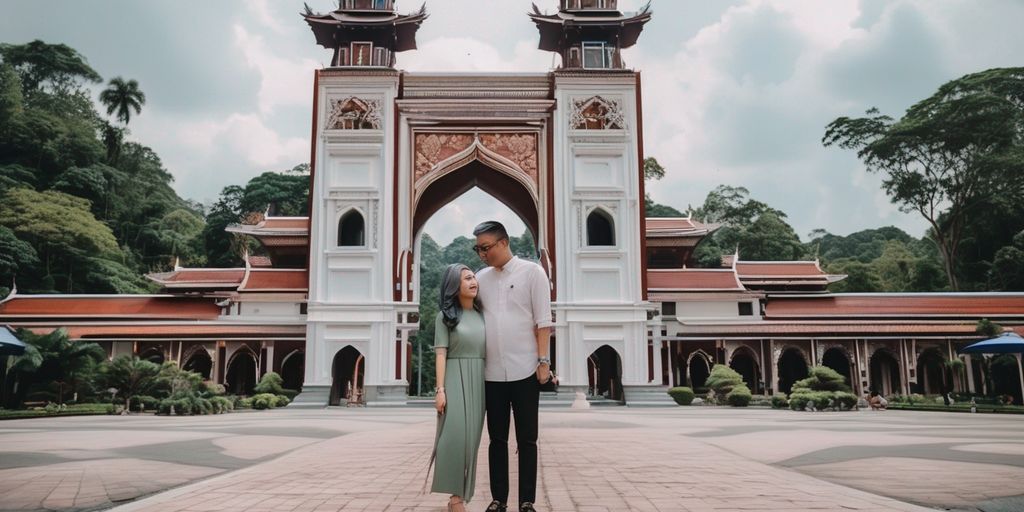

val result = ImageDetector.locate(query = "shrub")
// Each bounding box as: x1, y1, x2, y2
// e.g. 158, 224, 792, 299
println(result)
251, 393, 278, 410
791, 366, 851, 393
280, 388, 299, 400
726, 384, 752, 407
210, 396, 234, 414
254, 372, 285, 395
833, 392, 858, 411
667, 387, 696, 405
129, 395, 159, 412
705, 365, 744, 401
202, 382, 226, 396
274, 395, 290, 407
237, 397, 253, 409
771, 394, 789, 409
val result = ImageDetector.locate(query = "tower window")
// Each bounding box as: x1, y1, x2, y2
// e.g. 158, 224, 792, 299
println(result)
586, 209, 615, 246
582, 42, 614, 69
338, 210, 366, 247
738, 302, 754, 316
351, 42, 373, 66
662, 301, 676, 316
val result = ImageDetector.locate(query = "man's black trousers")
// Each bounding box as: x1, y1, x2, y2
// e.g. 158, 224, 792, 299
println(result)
485, 376, 539, 506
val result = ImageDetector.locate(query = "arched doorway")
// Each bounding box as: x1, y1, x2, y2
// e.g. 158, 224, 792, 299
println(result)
688, 351, 712, 393
991, 354, 1022, 405
139, 347, 165, 365
182, 348, 213, 380
869, 348, 902, 396
280, 350, 304, 392
225, 350, 258, 395
331, 346, 365, 406
777, 347, 808, 395
729, 347, 759, 393
915, 348, 948, 395
821, 347, 852, 387
587, 345, 622, 401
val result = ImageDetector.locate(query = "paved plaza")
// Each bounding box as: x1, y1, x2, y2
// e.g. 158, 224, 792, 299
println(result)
0, 407, 1022, 512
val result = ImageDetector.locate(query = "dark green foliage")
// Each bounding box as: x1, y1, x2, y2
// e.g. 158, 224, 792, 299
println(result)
99, 77, 145, 125
240, 170, 310, 217
99, 355, 161, 410
688, 186, 804, 263
667, 386, 695, 405
791, 366, 851, 393
0, 40, 101, 95
6, 329, 105, 408
770, 394, 789, 409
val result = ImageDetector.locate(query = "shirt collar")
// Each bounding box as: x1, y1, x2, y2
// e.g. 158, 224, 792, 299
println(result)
496, 255, 520, 273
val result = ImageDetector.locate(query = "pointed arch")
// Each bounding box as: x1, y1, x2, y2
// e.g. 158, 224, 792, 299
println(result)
586, 207, 615, 246
337, 208, 366, 247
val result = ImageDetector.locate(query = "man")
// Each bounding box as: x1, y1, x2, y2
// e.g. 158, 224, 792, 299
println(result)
472, 221, 553, 512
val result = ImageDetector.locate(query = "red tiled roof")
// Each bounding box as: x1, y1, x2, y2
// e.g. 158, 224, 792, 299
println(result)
766, 295, 1024, 318
164, 269, 245, 283
672, 322, 989, 337
0, 296, 221, 320
646, 218, 698, 230
647, 269, 743, 291
260, 217, 309, 230
239, 270, 309, 292
248, 256, 273, 267
736, 261, 825, 277
35, 324, 306, 339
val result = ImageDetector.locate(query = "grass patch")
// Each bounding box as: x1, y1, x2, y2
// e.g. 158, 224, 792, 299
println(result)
0, 403, 113, 420
887, 403, 1024, 414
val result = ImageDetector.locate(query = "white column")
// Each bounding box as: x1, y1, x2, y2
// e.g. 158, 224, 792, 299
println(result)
651, 328, 662, 385
965, 354, 976, 393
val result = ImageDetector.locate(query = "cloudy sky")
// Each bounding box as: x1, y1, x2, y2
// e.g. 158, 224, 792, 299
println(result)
4, 0, 1023, 245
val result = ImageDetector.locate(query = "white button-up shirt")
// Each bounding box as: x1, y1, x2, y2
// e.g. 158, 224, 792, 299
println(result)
477, 256, 554, 382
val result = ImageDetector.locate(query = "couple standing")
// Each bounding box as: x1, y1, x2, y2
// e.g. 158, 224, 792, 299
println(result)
430, 221, 554, 512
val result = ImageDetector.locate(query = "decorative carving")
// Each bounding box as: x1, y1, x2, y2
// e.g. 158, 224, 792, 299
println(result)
479, 133, 538, 184
570, 95, 625, 130
413, 133, 474, 180
327, 96, 382, 130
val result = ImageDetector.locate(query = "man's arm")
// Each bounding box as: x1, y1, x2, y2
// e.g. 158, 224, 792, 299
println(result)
532, 264, 554, 382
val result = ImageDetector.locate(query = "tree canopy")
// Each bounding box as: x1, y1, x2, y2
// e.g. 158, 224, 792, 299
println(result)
824, 67, 1024, 290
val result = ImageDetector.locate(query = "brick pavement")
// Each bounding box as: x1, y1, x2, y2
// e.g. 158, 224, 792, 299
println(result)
109, 415, 931, 512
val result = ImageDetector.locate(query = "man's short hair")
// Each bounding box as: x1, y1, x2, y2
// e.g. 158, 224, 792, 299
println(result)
473, 220, 508, 240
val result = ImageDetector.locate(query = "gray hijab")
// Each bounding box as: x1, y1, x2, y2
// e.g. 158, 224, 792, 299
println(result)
438, 263, 479, 329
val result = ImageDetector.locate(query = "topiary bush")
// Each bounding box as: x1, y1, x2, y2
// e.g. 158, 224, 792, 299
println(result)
254, 372, 285, 395
833, 391, 859, 410
251, 393, 278, 410
706, 365, 744, 402
667, 387, 696, 405
726, 384, 752, 407
771, 394, 789, 409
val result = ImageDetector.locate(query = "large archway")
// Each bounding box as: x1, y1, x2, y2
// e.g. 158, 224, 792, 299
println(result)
330, 346, 365, 406
688, 351, 712, 393
991, 354, 1022, 405
915, 348, 948, 396
777, 347, 808, 395
225, 350, 258, 396
821, 347, 852, 387
182, 348, 213, 380
280, 350, 305, 392
139, 347, 165, 365
587, 345, 622, 401
869, 348, 902, 396
729, 347, 760, 393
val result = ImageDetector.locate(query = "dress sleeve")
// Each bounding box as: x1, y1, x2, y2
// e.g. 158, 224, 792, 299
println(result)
433, 312, 449, 349
531, 264, 554, 328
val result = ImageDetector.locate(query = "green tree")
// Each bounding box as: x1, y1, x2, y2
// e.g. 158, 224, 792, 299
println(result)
99, 77, 145, 125
0, 40, 101, 96
7, 329, 105, 407
705, 364, 744, 402
643, 156, 684, 217
823, 259, 882, 292
100, 355, 161, 411
989, 233, 1024, 291
0, 226, 39, 288
824, 68, 1024, 290
240, 171, 310, 217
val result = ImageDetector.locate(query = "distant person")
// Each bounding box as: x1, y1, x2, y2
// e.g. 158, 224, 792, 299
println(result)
473, 221, 554, 512
869, 390, 888, 410
429, 264, 486, 512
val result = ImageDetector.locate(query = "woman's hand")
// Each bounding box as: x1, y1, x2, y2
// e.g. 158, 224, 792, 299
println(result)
435, 389, 446, 414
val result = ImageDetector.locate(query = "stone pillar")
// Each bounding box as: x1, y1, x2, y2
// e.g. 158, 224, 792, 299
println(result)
965, 354, 976, 393
651, 328, 662, 385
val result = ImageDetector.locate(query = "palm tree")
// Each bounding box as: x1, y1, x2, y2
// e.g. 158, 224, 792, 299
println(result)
99, 77, 146, 125
7, 329, 105, 407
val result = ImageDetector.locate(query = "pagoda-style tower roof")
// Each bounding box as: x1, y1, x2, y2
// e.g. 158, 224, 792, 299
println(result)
530, 1, 651, 68
302, 1, 428, 67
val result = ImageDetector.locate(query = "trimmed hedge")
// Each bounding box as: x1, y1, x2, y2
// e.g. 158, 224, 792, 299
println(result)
726, 384, 752, 407
770, 394, 789, 409
667, 387, 696, 405
0, 403, 113, 420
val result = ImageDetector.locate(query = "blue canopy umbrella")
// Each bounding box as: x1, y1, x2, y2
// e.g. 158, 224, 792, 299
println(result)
0, 326, 27, 356
959, 332, 1024, 404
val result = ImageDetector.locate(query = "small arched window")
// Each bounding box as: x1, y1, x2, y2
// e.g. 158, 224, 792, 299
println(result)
586, 209, 615, 246
338, 210, 365, 247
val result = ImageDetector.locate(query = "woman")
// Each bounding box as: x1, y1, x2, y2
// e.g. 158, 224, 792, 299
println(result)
430, 264, 486, 511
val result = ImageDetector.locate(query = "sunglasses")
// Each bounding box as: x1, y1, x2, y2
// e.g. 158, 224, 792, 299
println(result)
473, 237, 507, 254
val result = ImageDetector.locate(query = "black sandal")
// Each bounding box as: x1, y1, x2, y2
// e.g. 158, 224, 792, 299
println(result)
485, 500, 507, 512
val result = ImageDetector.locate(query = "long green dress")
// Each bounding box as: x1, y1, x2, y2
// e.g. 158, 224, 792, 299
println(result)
430, 309, 486, 502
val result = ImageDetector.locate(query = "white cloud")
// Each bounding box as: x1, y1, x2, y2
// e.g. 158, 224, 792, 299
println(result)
233, 24, 319, 115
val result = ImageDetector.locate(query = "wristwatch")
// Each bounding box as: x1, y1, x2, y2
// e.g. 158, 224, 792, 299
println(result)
537, 357, 551, 366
